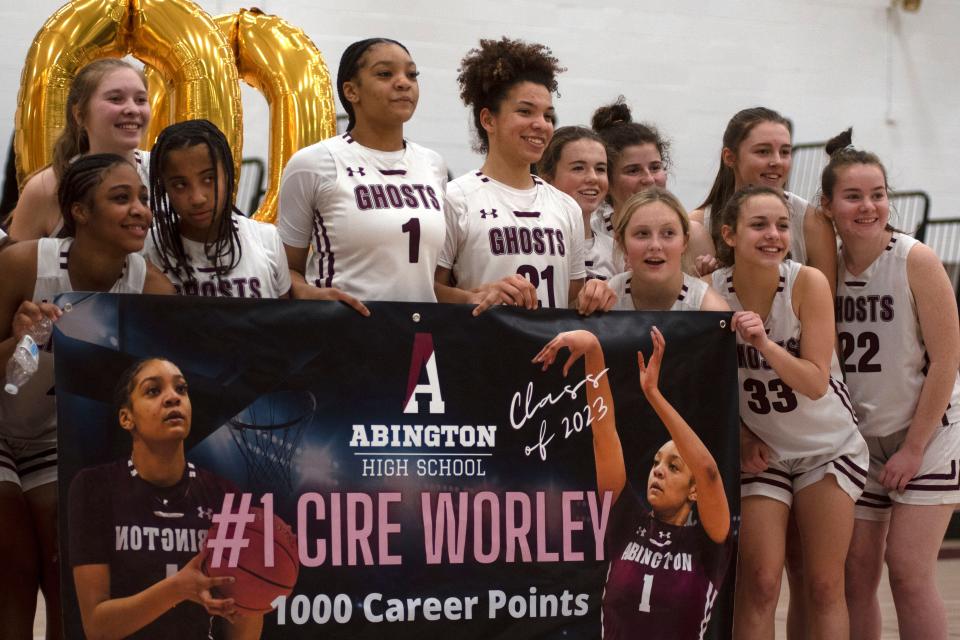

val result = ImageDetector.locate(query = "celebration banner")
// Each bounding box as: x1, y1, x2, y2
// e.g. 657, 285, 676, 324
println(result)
55, 294, 739, 639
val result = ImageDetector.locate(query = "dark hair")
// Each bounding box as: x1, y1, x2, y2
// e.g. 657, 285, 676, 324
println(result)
715, 185, 788, 267
52, 59, 148, 182
113, 357, 175, 415
536, 126, 607, 182
591, 97, 671, 177
149, 119, 242, 284
457, 37, 565, 154
699, 107, 793, 250
58, 153, 134, 237
821, 128, 898, 234
337, 38, 410, 132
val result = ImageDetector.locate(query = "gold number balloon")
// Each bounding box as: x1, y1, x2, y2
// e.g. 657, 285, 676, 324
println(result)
215, 8, 337, 223
14, 0, 243, 187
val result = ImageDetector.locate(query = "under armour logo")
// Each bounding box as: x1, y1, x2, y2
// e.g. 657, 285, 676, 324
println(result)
198, 506, 214, 520
636, 527, 647, 538
346, 166, 366, 177
659, 531, 672, 541
480, 208, 498, 219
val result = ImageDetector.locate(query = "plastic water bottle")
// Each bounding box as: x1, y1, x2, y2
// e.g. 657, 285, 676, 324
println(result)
4, 317, 53, 395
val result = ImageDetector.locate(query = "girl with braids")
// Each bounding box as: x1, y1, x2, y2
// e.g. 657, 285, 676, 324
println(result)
537, 126, 621, 281
708, 186, 866, 639
606, 188, 728, 311
0, 154, 172, 638
437, 37, 615, 314
822, 130, 960, 640
278, 38, 447, 311
690, 107, 837, 284
144, 119, 291, 298
533, 327, 731, 639
9, 59, 151, 241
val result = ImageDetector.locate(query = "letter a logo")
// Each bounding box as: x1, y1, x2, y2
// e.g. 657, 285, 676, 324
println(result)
404, 333, 445, 414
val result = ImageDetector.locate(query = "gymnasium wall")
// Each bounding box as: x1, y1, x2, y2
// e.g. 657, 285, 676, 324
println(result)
1, 0, 958, 218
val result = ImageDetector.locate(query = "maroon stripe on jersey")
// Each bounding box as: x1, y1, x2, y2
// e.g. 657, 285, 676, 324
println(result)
474, 171, 490, 183
20, 458, 57, 475
513, 211, 541, 218
677, 284, 689, 301
343, 133, 355, 144
532, 176, 543, 185
845, 281, 868, 287
832, 459, 865, 489
0, 458, 16, 474
909, 459, 957, 482
741, 476, 792, 492
625, 277, 632, 295
312, 210, 335, 287
885, 237, 897, 251
856, 497, 891, 509
838, 454, 867, 477
725, 274, 735, 293
829, 378, 859, 425
776, 274, 785, 293
378, 169, 407, 176
17, 447, 57, 464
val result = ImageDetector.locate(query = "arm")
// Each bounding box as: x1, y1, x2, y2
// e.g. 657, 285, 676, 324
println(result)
0, 241, 55, 367
638, 327, 729, 543
532, 330, 625, 503
225, 614, 264, 639
573, 278, 616, 315
879, 244, 960, 492
687, 220, 718, 276
699, 286, 730, 312
732, 266, 834, 399
142, 263, 176, 294
282, 244, 369, 315
434, 266, 538, 315
74, 552, 237, 640
802, 205, 838, 297
8, 169, 61, 241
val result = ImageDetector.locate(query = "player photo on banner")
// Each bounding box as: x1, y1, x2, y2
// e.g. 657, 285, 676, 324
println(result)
54, 293, 739, 639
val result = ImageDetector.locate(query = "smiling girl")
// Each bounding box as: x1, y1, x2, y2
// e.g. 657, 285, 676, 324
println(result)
0, 154, 172, 638
144, 119, 290, 298
278, 38, 447, 311
822, 130, 960, 640
9, 59, 151, 241
437, 38, 614, 314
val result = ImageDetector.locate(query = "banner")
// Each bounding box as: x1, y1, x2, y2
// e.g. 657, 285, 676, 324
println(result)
55, 294, 739, 639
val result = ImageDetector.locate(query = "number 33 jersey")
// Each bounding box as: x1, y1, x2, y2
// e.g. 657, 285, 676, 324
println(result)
836, 233, 960, 437
439, 171, 586, 308
278, 133, 448, 302
713, 260, 860, 459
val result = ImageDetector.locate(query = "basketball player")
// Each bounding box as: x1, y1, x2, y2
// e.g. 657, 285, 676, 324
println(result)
0, 154, 173, 638
70, 357, 263, 638
537, 126, 620, 281
690, 107, 836, 285
278, 38, 447, 311
533, 327, 731, 639
822, 130, 960, 640
144, 120, 291, 298
436, 37, 616, 315
9, 59, 151, 240
606, 188, 728, 311
709, 186, 867, 638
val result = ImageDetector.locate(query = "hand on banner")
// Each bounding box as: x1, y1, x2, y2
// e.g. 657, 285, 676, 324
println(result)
740, 423, 770, 473
470, 274, 538, 315
731, 310, 768, 350
297, 286, 370, 317
11, 300, 62, 340
637, 326, 665, 397
532, 329, 600, 376
176, 549, 239, 621
878, 444, 923, 493
576, 279, 617, 315
694, 254, 720, 277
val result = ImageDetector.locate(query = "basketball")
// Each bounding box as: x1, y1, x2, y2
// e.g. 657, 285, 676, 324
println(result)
203, 507, 300, 613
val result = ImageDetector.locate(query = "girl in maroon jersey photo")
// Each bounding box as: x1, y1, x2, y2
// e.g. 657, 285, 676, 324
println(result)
533, 327, 732, 640
69, 357, 263, 639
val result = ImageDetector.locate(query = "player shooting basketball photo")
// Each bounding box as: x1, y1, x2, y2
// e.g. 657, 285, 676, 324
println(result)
67, 357, 265, 639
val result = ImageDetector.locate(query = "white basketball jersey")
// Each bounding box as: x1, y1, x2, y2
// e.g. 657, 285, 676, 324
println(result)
278, 133, 447, 302
590, 201, 615, 237
704, 191, 808, 264
439, 171, 586, 308
608, 271, 709, 311
585, 231, 622, 281
0, 237, 146, 442
836, 233, 960, 437
143, 214, 291, 298
713, 260, 860, 459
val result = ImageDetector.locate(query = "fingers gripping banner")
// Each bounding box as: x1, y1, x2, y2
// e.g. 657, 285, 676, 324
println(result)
55, 295, 739, 639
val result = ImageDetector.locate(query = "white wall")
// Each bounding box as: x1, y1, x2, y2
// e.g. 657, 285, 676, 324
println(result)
2, 0, 959, 217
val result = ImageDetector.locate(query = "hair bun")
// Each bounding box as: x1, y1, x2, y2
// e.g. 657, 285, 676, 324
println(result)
825, 127, 854, 156
592, 96, 633, 131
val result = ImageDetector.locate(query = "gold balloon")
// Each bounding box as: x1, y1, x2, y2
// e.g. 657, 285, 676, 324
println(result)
143, 64, 172, 146
14, 0, 130, 186
14, 0, 243, 187
215, 9, 337, 223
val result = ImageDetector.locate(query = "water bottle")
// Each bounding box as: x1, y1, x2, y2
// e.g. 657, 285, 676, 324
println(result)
4, 316, 54, 395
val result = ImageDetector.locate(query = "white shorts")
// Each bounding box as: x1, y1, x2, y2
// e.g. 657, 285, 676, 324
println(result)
855, 422, 960, 522
741, 431, 869, 507
0, 436, 57, 492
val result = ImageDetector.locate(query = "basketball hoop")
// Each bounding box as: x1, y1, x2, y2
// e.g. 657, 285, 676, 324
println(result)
226, 390, 316, 493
